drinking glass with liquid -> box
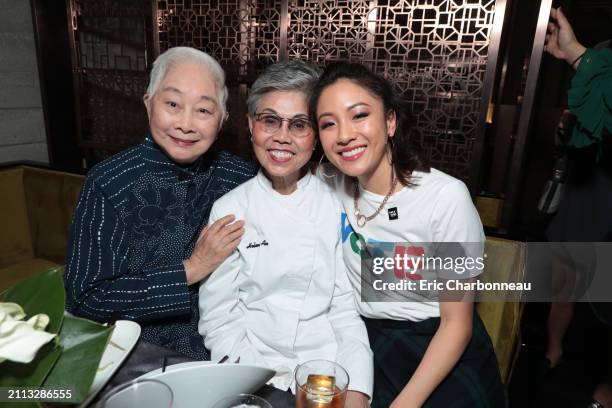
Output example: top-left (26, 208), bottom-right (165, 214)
top-left (295, 360), bottom-right (349, 408)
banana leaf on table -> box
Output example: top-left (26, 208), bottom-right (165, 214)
top-left (0, 268), bottom-right (114, 406)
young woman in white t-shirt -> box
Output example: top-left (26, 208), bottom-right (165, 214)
top-left (310, 62), bottom-right (506, 408)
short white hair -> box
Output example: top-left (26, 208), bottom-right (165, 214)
top-left (146, 47), bottom-right (228, 115)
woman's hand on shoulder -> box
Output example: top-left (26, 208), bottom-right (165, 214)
top-left (183, 214), bottom-right (245, 285)
top-left (345, 390), bottom-right (370, 408)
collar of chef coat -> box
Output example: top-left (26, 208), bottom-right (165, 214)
top-left (255, 168), bottom-right (313, 207)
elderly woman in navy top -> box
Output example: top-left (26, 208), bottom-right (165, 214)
top-left (64, 47), bottom-right (256, 359)
top-left (198, 60), bottom-right (373, 407)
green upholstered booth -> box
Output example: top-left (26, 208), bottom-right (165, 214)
top-left (0, 165), bottom-right (84, 291)
top-left (476, 237), bottom-right (526, 384)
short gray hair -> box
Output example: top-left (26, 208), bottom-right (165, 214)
top-left (247, 60), bottom-right (320, 117)
top-left (146, 47), bottom-right (228, 115)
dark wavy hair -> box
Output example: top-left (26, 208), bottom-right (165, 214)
top-left (309, 62), bottom-right (430, 186)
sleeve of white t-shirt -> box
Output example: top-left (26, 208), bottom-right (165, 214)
top-left (328, 234), bottom-right (374, 398)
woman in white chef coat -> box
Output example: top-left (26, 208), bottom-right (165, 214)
top-left (198, 60), bottom-right (373, 407)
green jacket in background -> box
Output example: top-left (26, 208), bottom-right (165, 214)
top-left (568, 47), bottom-right (612, 148)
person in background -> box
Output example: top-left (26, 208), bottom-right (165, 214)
top-left (310, 62), bottom-right (505, 408)
top-left (543, 7), bottom-right (612, 408)
top-left (198, 60), bottom-right (373, 408)
top-left (64, 47), bottom-right (257, 360)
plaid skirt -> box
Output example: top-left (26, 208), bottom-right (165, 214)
top-left (363, 313), bottom-right (506, 408)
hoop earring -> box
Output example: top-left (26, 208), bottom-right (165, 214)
top-left (387, 136), bottom-right (394, 165)
top-left (318, 154), bottom-right (336, 178)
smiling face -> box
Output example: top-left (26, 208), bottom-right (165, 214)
top-left (144, 62), bottom-right (224, 165)
top-left (248, 90), bottom-right (315, 194)
top-left (316, 79), bottom-right (396, 192)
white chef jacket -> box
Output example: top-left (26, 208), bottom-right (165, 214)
top-left (198, 170), bottom-right (373, 396)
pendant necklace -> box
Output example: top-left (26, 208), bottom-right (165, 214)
top-left (353, 175), bottom-right (398, 228)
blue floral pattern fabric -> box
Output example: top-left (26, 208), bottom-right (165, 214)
top-left (64, 136), bottom-right (257, 359)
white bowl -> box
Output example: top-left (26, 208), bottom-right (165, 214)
top-left (136, 361), bottom-right (275, 408)
top-left (80, 320), bottom-right (141, 408)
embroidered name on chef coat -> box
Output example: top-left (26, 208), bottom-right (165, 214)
top-left (246, 240), bottom-right (269, 249)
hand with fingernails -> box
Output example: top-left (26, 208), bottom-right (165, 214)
top-left (183, 214), bottom-right (245, 285)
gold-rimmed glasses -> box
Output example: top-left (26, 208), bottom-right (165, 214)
top-left (254, 113), bottom-right (313, 138)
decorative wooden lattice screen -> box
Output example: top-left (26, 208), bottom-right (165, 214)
top-left (156, 0), bottom-right (498, 181)
top-left (70, 0), bottom-right (499, 183)
top-left (69, 0), bottom-right (154, 165)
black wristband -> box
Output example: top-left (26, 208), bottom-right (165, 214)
top-left (571, 50), bottom-right (587, 68)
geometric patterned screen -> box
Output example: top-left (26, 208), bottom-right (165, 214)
top-left (158, 0), bottom-right (283, 75)
top-left (69, 0), bottom-right (154, 165)
top-left (157, 0), bottom-right (498, 182)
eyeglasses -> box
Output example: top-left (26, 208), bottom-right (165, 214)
top-left (254, 113), bottom-right (313, 138)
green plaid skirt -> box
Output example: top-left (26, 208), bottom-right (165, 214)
top-left (363, 313), bottom-right (506, 408)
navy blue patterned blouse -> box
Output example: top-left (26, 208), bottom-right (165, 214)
top-left (64, 136), bottom-right (257, 359)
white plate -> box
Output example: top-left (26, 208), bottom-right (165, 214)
top-left (79, 320), bottom-right (141, 408)
top-left (137, 361), bottom-right (276, 408)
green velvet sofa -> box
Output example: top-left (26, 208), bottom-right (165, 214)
top-left (0, 164), bottom-right (84, 291)
top-left (0, 164), bottom-right (524, 383)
